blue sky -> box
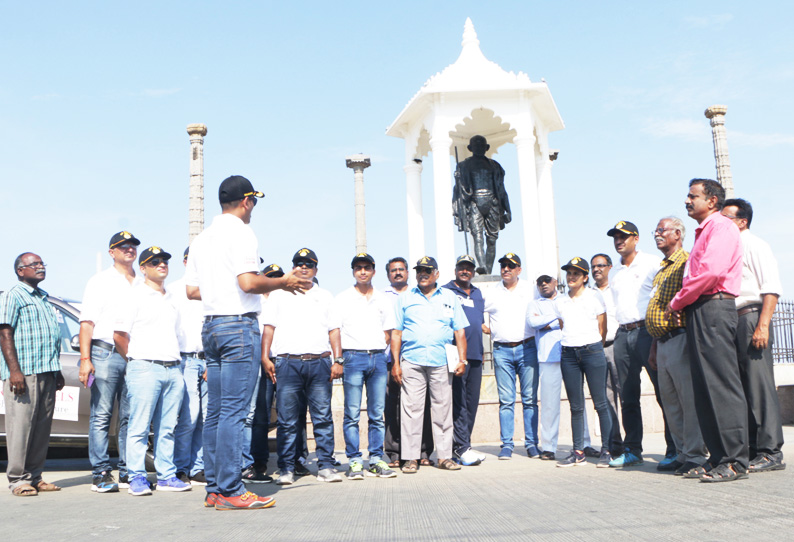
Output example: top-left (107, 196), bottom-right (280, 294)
top-left (1, 1), bottom-right (792, 299)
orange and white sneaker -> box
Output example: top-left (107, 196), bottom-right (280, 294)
top-left (214, 491), bottom-right (275, 510)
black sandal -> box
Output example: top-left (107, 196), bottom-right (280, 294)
top-left (700, 463), bottom-right (748, 483)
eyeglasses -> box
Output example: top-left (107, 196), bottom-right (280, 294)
top-left (18, 261), bottom-right (46, 269)
top-left (294, 261), bottom-right (316, 269)
top-left (415, 267), bottom-right (434, 274)
top-left (652, 228), bottom-right (675, 236)
top-left (501, 263), bottom-right (518, 269)
top-left (147, 258), bottom-right (169, 267)
top-left (536, 277), bottom-right (553, 284)
top-left (592, 264), bottom-right (610, 269)
top-left (244, 192), bottom-right (264, 206)
top-left (115, 243), bottom-right (137, 250)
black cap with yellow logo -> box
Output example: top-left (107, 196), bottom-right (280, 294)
top-left (607, 220), bottom-right (639, 237)
top-left (351, 253), bottom-right (375, 268)
top-left (413, 256), bottom-right (438, 270)
top-left (218, 175), bottom-right (265, 204)
top-left (139, 246), bottom-right (172, 265)
top-left (455, 255), bottom-right (476, 267)
top-left (292, 248), bottom-right (318, 265)
top-left (498, 252), bottom-right (521, 267)
top-left (109, 231), bottom-right (141, 249)
top-left (561, 256), bottom-right (590, 274)
top-left (262, 264), bottom-right (285, 278)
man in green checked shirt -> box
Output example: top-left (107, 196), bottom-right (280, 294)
top-left (645, 218), bottom-right (707, 476)
top-left (0, 252), bottom-right (65, 496)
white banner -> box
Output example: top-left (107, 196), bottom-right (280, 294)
top-left (0, 385), bottom-right (79, 422)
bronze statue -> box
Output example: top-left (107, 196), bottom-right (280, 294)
top-left (452, 135), bottom-right (511, 274)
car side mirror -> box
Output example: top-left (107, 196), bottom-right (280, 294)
top-left (71, 335), bottom-right (80, 351)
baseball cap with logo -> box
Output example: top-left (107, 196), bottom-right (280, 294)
top-left (413, 256), bottom-right (438, 270)
top-left (561, 256), bottom-right (590, 274)
top-left (218, 175), bottom-right (265, 204)
top-left (262, 264), bottom-right (285, 278)
top-left (351, 253), bottom-right (375, 268)
top-left (498, 252), bottom-right (522, 267)
top-left (139, 246), bottom-right (172, 265)
top-left (109, 231), bottom-right (141, 249)
top-left (455, 255), bottom-right (476, 267)
top-left (607, 220), bottom-right (639, 237)
top-left (292, 248), bottom-right (318, 265)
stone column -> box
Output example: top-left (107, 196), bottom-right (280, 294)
top-left (345, 154), bottom-right (371, 254)
top-left (536, 150), bottom-right (560, 276)
top-left (430, 133), bottom-right (455, 280)
top-left (404, 159), bottom-right (425, 266)
top-left (187, 123), bottom-right (208, 242)
top-left (705, 105), bottom-right (734, 198)
top-left (514, 133), bottom-right (542, 282)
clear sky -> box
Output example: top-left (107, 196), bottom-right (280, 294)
top-left (2, 1), bottom-right (792, 300)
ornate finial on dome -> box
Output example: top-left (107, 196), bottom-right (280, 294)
top-left (462, 17), bottom-right (479, 49)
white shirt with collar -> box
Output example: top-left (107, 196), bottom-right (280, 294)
top-left (115, 283), bottom-right (181, 361)
top-left (169, 276), bottom-right (204, 353)
top-left (608, 250), bottom-right (660, 325)
top-left (736, 228), bottom-right (783, 309)
top-left (553, 288), bottom-right (606, 347)
top-left (483, 279), bottom-right (534, 343)
top-left (260, 285), bottom-right (340, 357)
top-left (335, 286), bottom-right (395, 351)
top-left (594, 284), bottom-right (618, 342)
top-left (184, 213), bottom-right (261, 316)
top-left (80, 266), bottom-right (142, 343)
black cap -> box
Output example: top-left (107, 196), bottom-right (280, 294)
top-left (607, 220), bottom-right (639, 237)
top-left (262, 264), bottom-right (285, 278)
top-left (413, 256), bottom-right (438, 270)
top-left (498, 252), bottom-right (521, 267)
top-left (218, 175), bottom-right (265, 204)
top-left (351, 253), bottom-right (375, 268)
top-left (292, 248), bottom-right (318, 265)
top-left (455, 255), bottom-right (476, 267)
top-left (183, 247), bottom-right (190, 258)
top-left (139, 246), bottom-right (172, 265)
top-left (561, 256), bottom-right (589, 274)
top-left (536, 270), bottom-right (556, 283)
top-left (109, 231), bottom-right (141, 249)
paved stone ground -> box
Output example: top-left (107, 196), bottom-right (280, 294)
top-left (2, 427), bottom-right (794, 541)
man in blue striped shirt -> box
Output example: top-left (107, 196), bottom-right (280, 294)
top-left (0, 252), bottom-right (64, 496)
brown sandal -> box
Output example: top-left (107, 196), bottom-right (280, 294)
top-left (401, 460), bottom-right (418, 474)
top-left (12, 484), bottom-right (38, 497)
top-left (419, 458), bottom-right (434, 467)
top-left (437, 459), bottom-right (461, 471)
top-left (388, 460), bottom-right (401, 468)
top-left (36, 480), bottom-right (61, 492)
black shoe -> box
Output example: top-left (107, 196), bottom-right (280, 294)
top-left (241, 466), bottom-right (273, 484)
top-left (294, 462), bottom-right (312, 477)
top-left (190, 470), bottom-right (207, 485)
top-left (657, 457), bottom-right (684, 472)
top-left (675, 461), bottom-right (704, 476)
top-left (749, 453), bottom-right (786, 473)
top-left (539, 451), bottom-right (556, 461)
top-left (118, 473), bottom-right (130, 489)
top-left (583, 446), bottom-right (600, 458)
top-left (176, 471), bottom-right (190, 484)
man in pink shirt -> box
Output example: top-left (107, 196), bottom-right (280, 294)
top-left (666, 179), bottom-right (747, 482)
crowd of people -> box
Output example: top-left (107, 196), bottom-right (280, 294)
top-left (0, 175), bottom-right (784, 507)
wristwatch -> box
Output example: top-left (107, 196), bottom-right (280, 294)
top-left (460, 359), bottom-right (469, 365)
top-left (334, 356), bottom-right (345, 366)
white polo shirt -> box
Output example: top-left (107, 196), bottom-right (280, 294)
top-left (483, 279), bottom-right (534, 343)
top-left (334, 286), bottom-right (395, 351)
top-left (184, 213), bottom-right (261, 316)
top-left (260, 285), bottom-right (340, 357)
top-left (80, 266), bottom-right (142, 343)
top-left (115, 283), bottom-right (181, 361)
top-left (736, 229), bottom-right (783, 309)
top-left (595, 284), bottom-right (618, 342)
top-left (608, 251), bottom-right (660, 325)
top-left (553, 288), bottom-right (606, 347)
top-left (169, 276), bottom-right (204, 353)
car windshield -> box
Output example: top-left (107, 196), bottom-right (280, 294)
top-left (53, 305), bottom-right (81, 353)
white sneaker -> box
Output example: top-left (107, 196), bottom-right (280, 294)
top-left (276, 471), bottom-right (294, 485)
top-left (458, 449), bottom-right (483, 466)
top-left (472, 449), bottom-right (487, 462)
top-left (317, 468), bottom-right (343, 483)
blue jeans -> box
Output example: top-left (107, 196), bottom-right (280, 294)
top-left (88, 346), bottom-right (129, 477)
top-left (241, 368), bottom-right (261, 470)
top-left (202, 316), bottom-right (260, 497)
top-left (561, 342), bottom-right (612, 452)
top-left (125, 359), bottom-right (184, 480)
top-left (453, 360), bottom-right (483, 455)
top-left (251, 374), bottom-right (275, 467)
top-left (276, 356), bottom-right (335, 471)
top-left (493, 341), bottom-right (539, 450)
top-left (342, 351), bottom-right (388, 463)
top-left (173, 354), bottom-right (207, 476)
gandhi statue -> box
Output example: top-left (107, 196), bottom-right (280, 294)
top-left (452, 135), bottom-right (512, 275)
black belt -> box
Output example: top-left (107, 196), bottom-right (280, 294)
top-left (737, 304), bottom-right (762, 317)
top-left (280, 352), bottom-right (331, 361)
top-left (657, 327), bottom-right (686, 344)
top-left (697, 292), bottom-right (736, 303)
top-left (618, 320), bottom-right (645, 332)
top-left (562, 342), bottom-right (602, 352)
top-left (495, 337), bottom-right (535, 348)
top-left (180, 352), bottom-right (205, 359)
top-left (342, 349), bottom-right (384, 355)
top-left (204, 312), bottom-right (257, 322)
top-left (604, 340), bottom-right (614, 348)
top-left (130, 358), bottom-right (181, 367)
top-left (91, 339), bottom-right (115, 352)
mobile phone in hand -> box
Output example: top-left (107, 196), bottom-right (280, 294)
top-left (87, 373), bottom-right (95, 388)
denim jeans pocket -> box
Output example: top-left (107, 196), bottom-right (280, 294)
top-left (90, 345), bottom-right (112, 363)
top-left (214, 328), bottom-right (254, 363)
top-left (127, 359), bottom-right (152, 374)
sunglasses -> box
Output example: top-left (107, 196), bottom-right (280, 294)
top-left (294, 261), bottom-right (316, 269)
top-left (501, 262), bottom-right (518, 269)
top-left (147, 258), bottom-right (169, 267)
top-left (115, 243), bottom-right (138, 251)
top-left (536, 277), bottom-right (553, 285)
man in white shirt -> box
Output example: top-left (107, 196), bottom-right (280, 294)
top-left (78, 230), bottom-right (142, 493)
top-left (185, 175), bottom-right (308, 510)
top-left (335, 253), bottom-right (397, 479)
top-left (722, 198), bottom-right (785, 472)
top-left (483, 253), bottom-right (539, 460)
top-left (114, 247), bottom-right (191, 496)
top-left (171, 247), bottom-right (208, 486)
top-left (261, 248), bottom-right (343, 486)
top-left (606, 220), bottom-right (672, 468)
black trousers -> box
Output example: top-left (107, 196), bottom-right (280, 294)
top-left (384, 362), bottom-right (433, 462)
top-left (736, 310), bottom-right (784, 459)
top-left (613, 326), bottom-right (674, 455)
top-left (452, 360), bottom-right (483, 456)
top-left (686, 297), bottom-right (749, 469)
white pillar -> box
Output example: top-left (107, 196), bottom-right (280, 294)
top-left (514, 133), bottom-right (542, 282)
top-left (345, 154), bottom-right (371, 254)
top-left (430, 133), bottom-right (455, 281)
top-left (187, 123), bottom-right (207, 242)
top-left (536, 150), bottom-right (560, 276)
top-left (705, 105), bottom-right (734, 198)
top-left (404, 160), bottom-right (425, 266)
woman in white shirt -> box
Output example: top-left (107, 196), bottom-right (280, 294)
top-left (553, 257), bottom-right (612, 468)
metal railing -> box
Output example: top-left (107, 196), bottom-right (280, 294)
top-left (773, 299), bottom-right (794, 364)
